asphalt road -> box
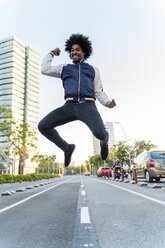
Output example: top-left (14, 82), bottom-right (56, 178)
top-left (0, 175), bottom-right (165, 248)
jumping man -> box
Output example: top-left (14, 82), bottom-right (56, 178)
top-left (38, 34), bottom-right (116, 167)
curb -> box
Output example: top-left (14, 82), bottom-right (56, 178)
top-left (100, 177), bottom-right (165, 190)
top-left (0, 180), bottom-right (56, 197)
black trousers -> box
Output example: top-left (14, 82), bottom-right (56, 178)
top-left (38, 101), bottom-right (108, 152)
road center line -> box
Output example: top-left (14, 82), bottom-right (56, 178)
top-left (81, 190), bottom-right (86, 196)
top-left (81, 207), bottom-right (90, 224)
top-left (91, 178), bottom-right (165, 206)
top-left (0, 179), bottom-right (71, 214)
top-left (72, 180), bottom-right (100, 247)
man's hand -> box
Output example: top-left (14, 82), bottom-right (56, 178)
top-left (52, 48), bottom-right (61, 56)
top-left (107, 99), bottom-right (116, 108)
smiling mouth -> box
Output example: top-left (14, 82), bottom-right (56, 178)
top-left (72, 54), bottom-right (79, 59)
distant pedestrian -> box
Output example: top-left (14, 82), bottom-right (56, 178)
top-left (38, 34), bottom-right (116, 167)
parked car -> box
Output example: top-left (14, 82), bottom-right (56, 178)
top-left (85, 171), bottom-right (91, 176)
top-left (130, 150), bottom-right (165, 182)
top-left (97, 167), bottom-right (112, 178)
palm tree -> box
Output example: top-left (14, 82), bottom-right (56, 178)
top-left (133, 140), bottom-right (157, 156)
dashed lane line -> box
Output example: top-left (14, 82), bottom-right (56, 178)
top-left (91, 178), bottom-right (165, 206)
top-left (72, 181), bottom-right (100, 248)
top-left (82, 190), bottom-right (86, 196)
top-left (81, 207), bottom-right (90, 224)
top-left (0, 179), bottom-right (72, 214)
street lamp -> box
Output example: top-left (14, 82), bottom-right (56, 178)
top-left (6, 143), bottom-right (11, 174)
top-left (113, 122), bottom-right (132, 166)
top-left (13, 138), bottom-right (19, 176)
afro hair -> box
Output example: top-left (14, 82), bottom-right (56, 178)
top-left (65, 33), bottom-right (93, 60)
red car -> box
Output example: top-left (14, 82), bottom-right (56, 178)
top-left (97, 167), bottom-right (112, 177)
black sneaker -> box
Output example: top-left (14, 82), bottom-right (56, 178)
top-left (100, 141), bottom-right (108, 160)
top-left (64, 144), bottom-right (75, 167)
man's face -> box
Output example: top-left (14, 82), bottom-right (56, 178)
top-left (70, 44), bottom-right (85, 63)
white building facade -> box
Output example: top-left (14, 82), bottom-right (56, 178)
top-left (0, 36), bottom-right (40, 174)
top-left (93, 122), bottom-right (115, 155)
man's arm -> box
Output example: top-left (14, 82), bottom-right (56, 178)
top-left (41, 48), bottom-right (64, 78)
top-left (93, 66), bottom-right (116, 108)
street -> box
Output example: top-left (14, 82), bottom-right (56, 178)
top-left (0, 175), bottom-right (165, 248)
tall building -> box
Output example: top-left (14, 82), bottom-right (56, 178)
top-left (0, 36), bottom-right (40, 174)
top-left (93, 136), bottom-right (101, 155)
top-left (105, 122), bottom-right (115, 148)
top-left (93, 122), bottom-right (115, 155)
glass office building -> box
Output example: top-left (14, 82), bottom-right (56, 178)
top-left (93, 122), bottom-right (115, 155)
top-left (0, 36), bottom-right (40, 174)
top-left (105, 122), bottom-right (115, 148)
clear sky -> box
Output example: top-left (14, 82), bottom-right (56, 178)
top-left (0, 0), bottom-right (165, 165)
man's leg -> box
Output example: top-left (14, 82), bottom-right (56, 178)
top-left (38, 103), bottom-right (76, 166)
top-left (77, 102), bottom-right (109, 160)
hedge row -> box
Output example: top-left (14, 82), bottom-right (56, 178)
top-left (0, 173), bottom-right (61, 184)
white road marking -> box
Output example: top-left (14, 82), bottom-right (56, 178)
top-left (82, 190), bottom-right (86, 196)
top-left (91, 178), bottom-right (165, 206)
top-left (0, 179), bottom-right (71, 214)
top-left (81, 207), bottom-right (90, 223)
top-left (83, 243), bottom-right (94, 247)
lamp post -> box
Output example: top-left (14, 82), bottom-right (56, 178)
top-left (6, 136), bottom-right (12, 174)
top-left (13, 138), bottom-right (19, 176)
top-left (113, 122), bottom-right (132, 166)
top-left (6, 143), bottom-right (11, 174)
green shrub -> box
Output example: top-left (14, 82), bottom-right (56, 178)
top-left (0, 173), bottom-right (61, 184)
top-left (14, 175), bottom-right (23, 183)
top-left (0, 174), bottom-right (14, 184)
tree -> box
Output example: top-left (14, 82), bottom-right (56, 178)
top-left (113, 140), bottom-right (157, 165)
top-left (85, 152), bottom-right (114, 174)
top-left (133, 140), bottom-right (157, 157)
top-left (89, 154), bottom-right (103, 169)
top-left (32, 154), bottom-right (57, 174)
top-left (109, 147), bottom-right (117, 165)
top-left (114, 141), bottom-right (130, 164)
top-left (85, 160), bottom-right (90, 172)
top-left (0, 105), bottom-right (38, 174)
top-left (10, 122), bottom-right (38, 174)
